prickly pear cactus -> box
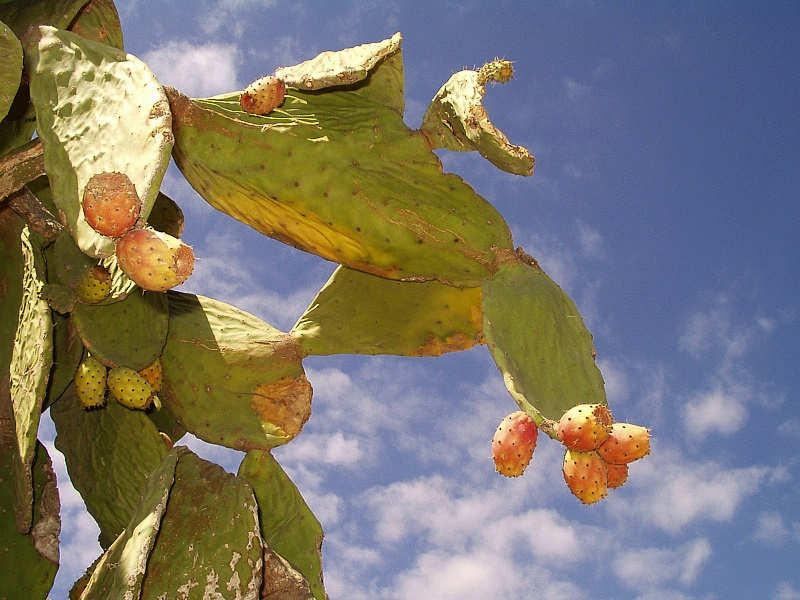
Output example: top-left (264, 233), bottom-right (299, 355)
top-left (0, 4), bottom-right (651, 596)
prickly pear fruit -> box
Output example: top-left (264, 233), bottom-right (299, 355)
top-left (606, 463), bottom-right (628, 489)
top-left (557, 403), bottom-right (613, 451)
top-left (75, 356), bottom-right (107, 409)
top-left (107, 366), bottom-right (154, 410)
top-left (562, 449), bottom-right (608, 504)
top-left (138, 357), bottom-right (163, 392)
top-left (240, 75), bottom-right (286, 115)
top-left (82, 172), bottom-right (141, 238)
top-left (597, 423), bottom-right (651, 465)
top-left (115, 227), bottom-right (194, 292)
top-left (75, 265), bottom-right (112, 304)
top-left (492, 410), bottom-right (538, 477)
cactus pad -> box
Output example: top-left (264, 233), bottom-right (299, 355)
top-left (0, 206), bottom-right (52, 533)
top-left (50, 383), bottom-right (168, 548)
top-left (0, 20), bottom-right (22, 123)
top-left (292, 265), bottom-right (483, 356)
top-left (43, 313), bottom-right (82, 409)
top-left (0, 440), bottom-right (60, 599)
top-left (25, 25), bottom-right (173, 258)
top-left (77, 447), bottom-right (180, 599)
top-left (146, 191), bottom-right (184, 238)
top-left (421, 59), bottom-right (534, 176)
top-left (167, 34), bottom-right (514, 286)
top-left (239, 449), bottom-right (326, 600)
top-left (139, 450), bottom-right (264, 599)
top-left (162, 292), bottom-right (312, 451)
top-left (482, 255), bottom-right (606, 428)
top-left (71, 288), bottom-right (169, 370)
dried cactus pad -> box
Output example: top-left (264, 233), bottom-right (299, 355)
top-left (0, 206), bottom-right (52, 534)
top-left (25, 25), bottom-right (172, 258)
top-left (482, 256), bottom-right (606, 424)
top-left (422, 59), bottom-right (534, 176)
top-left (162, 292), bottom-right (312, 451)
top-left (292, 265), bottom-right (483, 357)
top-left (167, 34), bottom-right (514, 286)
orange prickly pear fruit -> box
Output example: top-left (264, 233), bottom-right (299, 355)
top-left (138, 357), bottom-right (163, 392)
top-left (82, 172), bottom-right (141, 238)
top-left (605, 463), bottom-right (629, 489)
top-left (562, 449), bottom-right (608, 504)
top-left (240, 75), bottom-right (286, 115)
top-left (491, 410), bottom-right (538, 477)
top-left (557, 403), bottom-right (613, 451)
top-left (115, 227), bottom-right (194, 292)
top-left (597, 422), bottom-right (651, 465)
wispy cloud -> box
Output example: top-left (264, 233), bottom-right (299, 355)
top-left (143, 41), bottom-right (241, 97)
top-left (613, 537), bottom-right (711, 590)
top-left (683, 384), bottom-right (748, 437)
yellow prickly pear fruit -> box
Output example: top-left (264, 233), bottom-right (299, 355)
top-left (597, 422), bottom-right (651, 465)
top-left (491, 411), bottom-right (538, 477)
top-left (477, 59), bottom-right (514, 85)
top-left (75, 356), bottom-right (107, 409)
top-left (137, 357), bottom-right (163, 392)
top-left (75, 265), bottom-right (112, 304)
top-left (606, 463), bottom-right (629, 489)
top-left (107, 366), bottom-right (154, 410)
top-left (557, 403), bottom-right (613, 451)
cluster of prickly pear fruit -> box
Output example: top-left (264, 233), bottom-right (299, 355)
top-left (1, 5), bottom-right (652, 597)
top-left (491, 403), bottom-right (650, 505)
top-left (557, 404), bottom-right (650, 504)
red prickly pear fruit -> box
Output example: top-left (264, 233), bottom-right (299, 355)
top-left (138, 357), bottom-right (163, 392)
top-left (107, 366), bottom-right (154, 410)
top-left (562, 449), bottom-right (608, 504)
top-left (82, 172), bottom-right (141, 238)
top-left (597, 422), bottom-right (651, 465)
top-left (240, 75), bottom-right (286, 115)
top-left (115, 227), bottom-right (194, 292)
top-left (606, 463), bottom-right (628, 489)
top-left (75, 265), bottom-right (112, 304)
top-left (75, 356), bottom-right (107, 409)
top-left (557, 403), bottom-right (613, 451)
top-left (491, 410), bottom-right (538, 477)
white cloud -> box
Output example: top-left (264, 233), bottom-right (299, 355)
top-left (776, 582), bottom-right (800, 600)
top-left (277, 431), bottom-right (366, 468)
top-left (777, 418), bottom-right (800, 437)
top-left (607, 445), bottom-right (774, 533)
top-left (613, 538), bottom-right (711, 590)
top-left (577, 221), bottom-right (605, 258)
top-left (564, 76), bottom-right (591, 100)
top-left (753, 511), bottom-right (796, 545)
top-left (683, 385), bottom-right (748, 437)
top-left (143, 41), bottom-right (240, 97)
top-left (597, 358), bottom-right (630, 405)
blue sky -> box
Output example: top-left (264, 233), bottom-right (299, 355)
top-left (37, 1), bottom-right (800, 598)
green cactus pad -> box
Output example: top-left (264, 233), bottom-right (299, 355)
top-left (162, 292), bottom-right (312, 451)
top-left (482, 256), bottom-right (606, 430)
top-left (50, 383), bottom-right (169, 548)
top-left (0, 0), bottom-right (122, 157)
top-left (71, 288), bottom-right (169, 370)
top-left (239, 450), bottom-right (325, 600)
top-left (167, 37), bottom-right (514, 286)
top-left (292, 265), bottom-right (483, 357)
top-left (67, 0), bottom-right (124, 50)
top-left (25, 25), bottom-right (173, 258)
top-left (0, 206), bottom-right (53, 533)
top-left (0, 20), bottom-right (22, 123)
top-left (421, 61), bottom-right (534, 176)
top-left (139, 450), bottom-right (264, 599)
top-left (78, 447), bottom-right (180, 599)
top-left (43, 313), bottom-right (82, 409)
top-left (0, 440), bottom-right (60, 600)
top-left (147, 190), bottom-right (185, 238)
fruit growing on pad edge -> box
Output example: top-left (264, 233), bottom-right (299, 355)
top-left (492, 410), bottom-right (538, 477)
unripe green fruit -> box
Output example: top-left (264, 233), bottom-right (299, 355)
top-left (107, 366), bottom-right (154, 410)
top-left (75, 265), bottom-right (112, 304)
top-left (75, 356), bottom-right (107, 409)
